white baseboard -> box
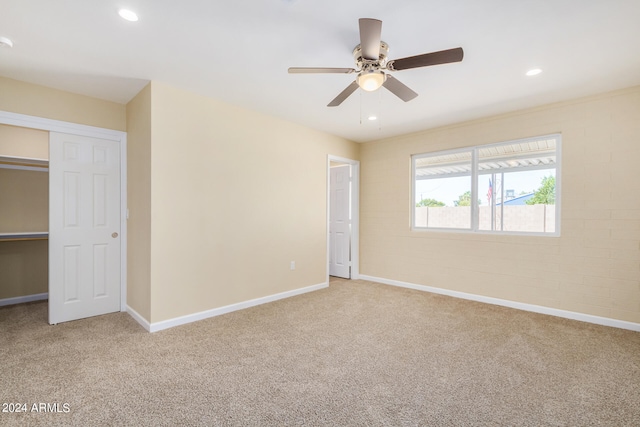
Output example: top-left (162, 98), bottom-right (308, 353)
top-left (144, 282), bottom-right (329, 333)
top-left (126, 305), bottom-right (151, 332)
top-left (359, 275), bottom-right (640, 332)
top-left (0, 293), bottom-right (48, 307)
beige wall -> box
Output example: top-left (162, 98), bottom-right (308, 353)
top-left (360, 86), bottom-right (640, 324)
top-left (0, 76), bottom-right (126, 131)
top-left (125, 84), bottom-right (152, 320)
top-left (147, 81), bottom-right (359, 323)
top-left (0, 240), bottom-right (48, 299)
top-left (0, 124), bottom-right (48, 159)
top-left (0, 168), bottom-right (48, 232)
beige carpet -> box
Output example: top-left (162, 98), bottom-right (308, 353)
top-left (1, 278), bottom-right (639, 426)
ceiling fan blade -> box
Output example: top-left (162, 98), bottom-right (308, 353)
top-left (359, 18), bottom-right (382, 60)
top-left (288, 67), bottom-right (355, 74)
top-left (389, 47), bottom-right (464, 71)
top-left (382, 75), bottom-right (418, 102)
top-left (328, 81), bottom-right (359, 107)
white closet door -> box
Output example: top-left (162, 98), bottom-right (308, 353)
top-left (49, 132), bottom-right (121, 324)
top-left (329, 165), bottom-right (350, 278)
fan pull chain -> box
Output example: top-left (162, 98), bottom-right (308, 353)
top-left (376, 88), bottom-right (382, 131)
top-left (359, 89), bottom-right (363, 125)
top-left (359, 88), bottom-right (383, 130)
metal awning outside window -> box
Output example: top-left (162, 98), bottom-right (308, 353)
top-left (415, 136), bottom-right (558, 179)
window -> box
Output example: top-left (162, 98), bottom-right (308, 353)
top-left (412, 134), bottom-right (560, 235)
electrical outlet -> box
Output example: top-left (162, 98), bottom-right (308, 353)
top-left (290, 261), bottom-right (295, 270)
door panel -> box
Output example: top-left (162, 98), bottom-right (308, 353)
top-left (329, 165), bottom-right (350, 278)
top-left (49, 132), bottom-right (121, 324)
top-left (63, 246), bottom-right (80, 302)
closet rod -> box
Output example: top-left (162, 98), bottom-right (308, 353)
top-left (0, 237), bottom-right (48, 242)
top-left (0, 233), bottom-right (49, 242)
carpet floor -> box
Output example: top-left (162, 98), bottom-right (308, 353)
top-left (1, 278), bottom-right (639, 426)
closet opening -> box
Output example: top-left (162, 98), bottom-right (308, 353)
top-left (0, 124), bottom-right (50, 311)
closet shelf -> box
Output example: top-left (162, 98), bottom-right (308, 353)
top-left (0, 232), bottom-right (49, 242)
top-left (0, 155), bottom-right (49, 170)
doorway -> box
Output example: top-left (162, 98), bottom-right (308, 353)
top-left (327, 155), bottom-right (359, 282)
top-left (0, 111), bottom-right (127, 324)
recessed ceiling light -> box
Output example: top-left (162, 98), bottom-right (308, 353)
top-left (118, 9), bottom-right (139, 22)
top-left (0, 36), bottom-right (13, 48)
top-left (368, 116), bottom-right (378, 121)
top-left (526, 68), bottom-right (542, 76)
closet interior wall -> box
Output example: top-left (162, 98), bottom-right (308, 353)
top-left (0, 124), bottom-right (49, 303)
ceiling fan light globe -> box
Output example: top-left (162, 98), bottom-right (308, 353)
top-left (357, 71), bottom-right (386, 91)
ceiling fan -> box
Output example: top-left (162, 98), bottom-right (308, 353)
top-left (288, 18), bottom-right (464, 107)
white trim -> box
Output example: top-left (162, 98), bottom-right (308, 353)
top-left (148, 282), bottom-right (328, 333)
top-left (126, 305), bottom-right (151, 332)
top-left (327, 155), bottom-right (360, 281)
top-left (0, 110), bottom-right (128, 314)
top-left (554, 135), bottom-right (562, 236)
top-left (0, 110), bottom-right (124, 140)
top-left (119, 135), bottom-right (128, 312)
top-left (360, 275), bottom-right (640, 332)
top-left (471, 149), bottom-right (479, 230)
top-left (0, 293), bottom-right (48, 307)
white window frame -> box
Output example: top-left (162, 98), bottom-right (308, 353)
top-left (411, 134), bottom-right (561, 237)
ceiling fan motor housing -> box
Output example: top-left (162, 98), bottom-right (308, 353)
top-left (353, 41), bottom-right (389, 72)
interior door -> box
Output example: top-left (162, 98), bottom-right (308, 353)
top-left (49, 132), bottom-right (121, 324)
top-left (329, 165), bottom-right (350, 278)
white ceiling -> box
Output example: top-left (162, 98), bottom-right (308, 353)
top-left (1, 0), bottom-right (639, 143)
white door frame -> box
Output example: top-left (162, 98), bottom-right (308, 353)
top-left (0, 110), bottom-right (128, 311)
top-left (326, 155), bottom-right (359, 282)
